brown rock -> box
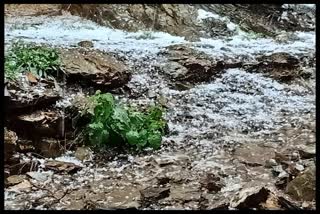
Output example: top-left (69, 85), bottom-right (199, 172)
top-left (77, 40), bottom-right (94, 48)
top-left (159, 45), bottom-right (225, 85)
top-left (230, 184), bottom-right (272, 209)
top-left (8, 110), bottom-right (64, 140)
top-left (26, 72), bottom-right (38, 84)
top-left (45, 160), bottom-right (82, 174)
top-left (200, 173), bottom-right (224, 193)
top-left (6, 175), bottom-right (26, 186)
top-left (170, 184), bottom-right (201, 202)
top-left (4, 129), bottom-right (17, 163)
top-left (61, 4), bottom-right (201, 39)
top-left (36, 138), bottom-right (65, 158)
top-left (74, 147), bottom-right (93, 161)
top-left (59, 48), bottom-right (131, 89)
top-left (298, 145), bottom-right (315, 159)
top-left (7, 180), bottom-right (32, 192)
top-left (246, 53), bottom-right (305, 82)
top-left (140, 186), bottom-right (170, 207)
top-left (286, 165), bottom-right (315, 201)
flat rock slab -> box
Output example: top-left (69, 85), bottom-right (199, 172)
top-left (26, 171), bottom-right (53, 182)
top-left (233, 143), bottom-right (275, 167)
top-left (170, 184), bottom-right (201, 202)
top-left (7, 75), bottom-right (61, 114)
top-left (44, 160), bottom-right (82, 174)
top-left (59, 48), bottom-right (131, 89)
top-left (6, 175), bottom-right (27, 186)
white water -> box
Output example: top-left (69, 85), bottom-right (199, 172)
top-left (5, 12), bottom-right (315, 60)
top-left (5, 9), bottom-right (315, 210)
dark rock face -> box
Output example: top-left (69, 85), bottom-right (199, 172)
top-left (244, 52), bottom-right (308, 82)
top-left (199, 4), bottom-right (315, 36)
top-left (61, 4), bottom-right (315, 40)
top-left (61, 4), bottom-right (201, 39)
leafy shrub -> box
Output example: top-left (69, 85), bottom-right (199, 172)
top-left (86, 91), bottom-right (167, 149)
top-left (5, 41), bottom-right (61, 80)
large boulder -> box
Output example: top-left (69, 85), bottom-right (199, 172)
top-left (158, 44), bottom-right (226, 86)
top-left (244, 52), bottom-right (309, 82)
top-left (285, 164), bottom-right (315, 201)
top-left (59, 48), bottom-right (131, 89)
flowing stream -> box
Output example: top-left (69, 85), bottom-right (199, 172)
top-left (5, 8), bottom-right (315, 210)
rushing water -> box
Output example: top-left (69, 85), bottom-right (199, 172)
top-left (5, 9), bottom-right (315, 210)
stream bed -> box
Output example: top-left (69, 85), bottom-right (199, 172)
top-left (4, 6), bottom-right (316, 210)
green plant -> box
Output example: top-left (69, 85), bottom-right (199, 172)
top-left (86, 91), bottom-right (167, 150)
top-left (5, 41), bottom-right (61, 80)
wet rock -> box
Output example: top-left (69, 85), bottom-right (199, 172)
top-left (59, 48), bottom-right (131, 89)
top-left (154, 156), bottom-right (175, 167)
top-left (297, 145), bottom-right (315, 159)
top-left (103, 186), bottom-right (140, 209)
top-left (26, 171), bottom-right (53, 182)
top-left (36, 138), bottom-right (65, 158)
top-left (66, 201), bottom-right (85, 210)
top-left (44, 160), bottom-right (82, 174)
top-left (61, 4), bottom-right (201, 39)
top-left (260, 193), bottom-right (282, 210)
top-left (6, 175), bottom-right (26, 186)
top-left (170, 184), bottom-right (201, 202)
top-left (233, 143), bottom-right (275, 167)
top-left (247, 52), bottom-right (305, 82)
top-left (286, 164), bottom-right (315, 201)
top-left (154, 154), bottom-right (190, 167)
top-left (6, 75), bottom-right (61, 115)
top-left (201, 4), bottom-right (314, 37)
top-left (140, 186), bottom-right (170, 207)
top-left (7, 180), bottom-right (32, 193)
top-left (8, 110), bottom-right (65, 140)
top-left (4, 129), bottom-right (17, 163)
top-left (157, 176), bottom-right (171, 185)
top-left (274, 150), bottom-right (298, 164)
top-left (200, 173), bottom-right (224, 193)
top-left (272, 165), bottom-right (287, 177)
top-left (159, 45), bottom-right (225, 85)
top-left (201, 17), bottom-right (236, 38)
top-left (77, 40), bottom-right (94, 48)
top-left (75, 147), bottom-right (93, 161)
top-left (6, 158), bottom-right (39, 176)
top-left (230, 186), bottom-right (271, 209)
top-left (265, 159), bottom-right (278, 168)
top-left (164, 169), bottom-right (193, 184)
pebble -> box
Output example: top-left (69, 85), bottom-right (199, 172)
top-left (295, 163), bottom-right (304, 171)
top-left (265, 159), bottom-right (277, 168)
